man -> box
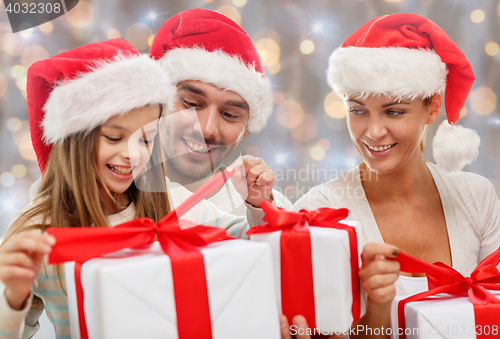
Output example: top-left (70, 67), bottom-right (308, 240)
top-left (149, 8), bottom-right (292, 228)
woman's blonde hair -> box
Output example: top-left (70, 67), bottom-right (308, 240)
top-left (419, 95), bottom-right (434, 153)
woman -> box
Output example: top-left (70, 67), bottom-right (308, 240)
top-left (281, 13), bottom-right (500, 339)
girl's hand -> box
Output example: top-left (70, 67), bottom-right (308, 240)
top-left (0, 233), bottom-right (55, 310)
top-left (280, 314), bottom-right (345, 339)
top-left (359, 242), bottom-right (400, 306)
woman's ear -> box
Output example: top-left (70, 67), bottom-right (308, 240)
top-left (426, 93), bottom-right (442, 125)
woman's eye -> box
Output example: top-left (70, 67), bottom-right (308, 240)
top-left (386, 110), bottom-right (404, 116)
top-left (105, 136), bottom-right (121, 142)
top-left (348, 108), bottom-right (364, 115)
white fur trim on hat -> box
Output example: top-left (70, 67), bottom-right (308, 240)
top-left (158, 48), bottom-right (273, 134)
top-left (327, 47), bottom-right (448, 100)
top-left (43, 54), bottom-right (176, 144)
top-left (432, 120), bottom-right (480, 173)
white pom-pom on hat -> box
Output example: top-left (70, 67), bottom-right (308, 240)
top-left (432, 120), bottom-right (480, 173)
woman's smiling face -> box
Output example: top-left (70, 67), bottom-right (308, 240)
top-left (345, 94), bottom-right (441, 174)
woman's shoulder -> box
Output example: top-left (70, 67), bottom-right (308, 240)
top-left (428, 162), bottom-right (495, 193)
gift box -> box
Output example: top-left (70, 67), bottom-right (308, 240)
top-left (247, 202), bottom-right (364, 335)
top-left (64, 239), bottom-right (280, 339)
top-left (391, 292), bottom-right (500, 339)
top-left (390, 249), bottom-right (500, 339)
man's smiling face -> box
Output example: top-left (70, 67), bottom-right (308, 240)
top-left (162, 80), bottom-right (249, 182)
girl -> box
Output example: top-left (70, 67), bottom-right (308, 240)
top-left (283, 13), bottom-right (500, 339)
top-left (0, 39), bottom-right (264, 338)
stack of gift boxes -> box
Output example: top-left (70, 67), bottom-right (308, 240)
top-left (47, 171), bottom-right (365, 339)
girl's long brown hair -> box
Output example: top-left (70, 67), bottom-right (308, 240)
top-left (1, 117), bottom-right (171, 288)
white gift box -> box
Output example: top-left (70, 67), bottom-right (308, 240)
top-left (250, 220), bottom-right (364, 335)
top-left (391, 291), bottom-right (500, 339)
top-left (65, 239), bottom-right (280, 339)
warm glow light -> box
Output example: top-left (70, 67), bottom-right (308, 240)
top-left (0, 173), bottom-right (15, 187)
top-left (0, 72), bottom-right (7, 99)
top-left (204, 0), bottom-right (214, 3)
top-left (20, 27), bottom-right (34, 38)
top-left (277, 100), bottom-right (304, 129)
top-left (383, 0), bottom-right (404, 2)
top-left (147, 34), bottom-right (155, 47)
top-left (19, 132), bottom-right (37, 161)
top-left (11, 164), bottom-right (27, 178)
top-left (16, 77), bottom-right (27, 91)
top-left (21, 45), bottom-right (49, 68)
top-left (310, 146), bottom-right (325, 161)
top-left (486, 42), bottom-right (500, 56)
top-left (471, 9), bottom-right (485, 23)
top-left (256, 39), bottom-right (280, 66)
top-left (147, 12), bottom-right (157, 20)
top-left (459, 106), bottom-right (468, 118)
top-left (300, 39), bottom-right (315, 55)
top-left (470, 87), bottom-right (497, 115)
top-left (7, 118), bottom-right (22, 132)
top-left (39, 21), bottom-right (53, 34)
top-left (107, 28), bottom-right (121, 39)
top-left (291, 114), bottom-right (317, 142)
top-left (11, 65), bottom-right (25, 79)
top-left (66, 1), bottom-right (94, 28)
top-left (126, 23), bottom-right (153, 51)
top-left (233, 0), bottom-right (247, 7)
top-left (216, 6), bottom-right (241, 25)
top-left (317, 138), bottom-right (331, 151)
top-left (273, 92), bottom-right (285, 105)
top-left (313, 23), bottom-right (324, 32)
top-left (267, 61), bottom-right (281, 74)
top-left (324, 91), bottom-right (347, 119)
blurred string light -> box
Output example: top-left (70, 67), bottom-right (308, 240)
top-left (66, 0), bottom-right (94, 28)
top-left (273, 91), bottom-right (285, 105)
top-left (255, 29), bottom-right (281, 74)
top-left (313, 23), bottom-right (324, 33)
top-left (216, 6), bottom-right (241, 25)
top-left (147, 12), bottom-right (157, 20)
top-left (485, 42), bottom-right (499, 56)
top-left (0, 73), bottom-right (6, 99)
top-left (39, 22), bottom-right (53, 35)
top-left (232, 0), bottom-right (247, 7)
top-left (470, 87), bottom-right (497, 115)
top-left (310, 145), bottom-right (325, 161)
top-left (7, 118), bottom-right (22, 132)
top-left (11, 165), bottom-right (27, 178)
top-left (471, 9), bottom-right (485, 23)
top-left (107, 28), bottom-right (121, 39)
top-left (277, 100), bottom-right (304, 128)
top-left (490, 117), bottom-right (500, 126)
top-left (21, 45), bottom-right (49, 68)
top-left (276, 154), bottom-right (288, 164)
top-left (0, 173), bottom-right (15, 187)
top-left (324, 91), bottom-right (346, 119)
top-left (300, 39), bottom-right (315, 55)
top-left (459, 106), bottom-right (468, 118)
top-left (11, 65), bottom-right (25, 79)
top-left (126, 23), bottom-right (153, 51)
top-left (291, 114), bottom-right (317, 142)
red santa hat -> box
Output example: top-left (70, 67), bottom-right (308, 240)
top-left (327, 13), bottom-right (480, 172)
top-left (27, 38), bottom-right (175, 173)
top-left (149, 8), bottom-right (273, 134)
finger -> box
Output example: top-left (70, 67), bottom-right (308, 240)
top-left (279, 315), bottom-right (293, 339)
top-left (0, 252), bottom-right (36, 268)
top-left (241, 155), bottom-right (263, 175)
top-left (361, 272), bottom-right (399, 291)
top-left (361, 242), bottom-right (399, 264)
top-left (367, 283), bottom-right (397, 304)
top-left (1, 233), bottom-right (52, 255)
top-left (0, 265), bottom-right (37, 281)
top-left (246, 164), bottom-right (271, 184)
top-left (293, 315), bottom-right (312, 339)
top-left (359, 258), bottom-right (400, 279)
top-left (255, 169), bottom-right (275, 187)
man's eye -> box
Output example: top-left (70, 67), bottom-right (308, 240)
top-left (183, 99), bottom-right (198, 108)
top-left (105, 136), bottom-right (121, 142)
top-left (221, 111), bottom-right (237, 118)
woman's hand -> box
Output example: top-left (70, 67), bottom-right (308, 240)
top-left (280, 314), bottom-right (346, 339)
top-left (0, 232), bottom-right (55, 310)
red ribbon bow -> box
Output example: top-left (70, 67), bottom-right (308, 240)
top-left (397, 247), bottom-right (500, 339)
top-left (247, 202), bottom-right (361, 330)
top-left (47, 167), bottom-right (236, 339)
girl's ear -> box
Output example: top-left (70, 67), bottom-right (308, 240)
top-left (426, 93), bottom-right (442, 125)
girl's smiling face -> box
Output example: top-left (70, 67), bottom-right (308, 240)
top-left (346, 94), bottom-right (441, 174)
top-left (97, 105), bottom-right (161, 195)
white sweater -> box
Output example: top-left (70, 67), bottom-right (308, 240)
top-left (294, 162), bottom-right (500, 295)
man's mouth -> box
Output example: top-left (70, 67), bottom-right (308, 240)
top-left (183, 138), bottom-right (214, 154)
top-left (107, 165), bottom-right (132, 175)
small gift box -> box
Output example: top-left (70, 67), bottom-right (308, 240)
top-left (47, 168), bottom-right (281, 339)
top-left (390, 249), bottom-right (500, 339)
top-left (247, 202), bottom-right (364, 335)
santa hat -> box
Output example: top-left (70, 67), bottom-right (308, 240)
top-left (327, 13), bottom-right (480, 172)
top-left (149, 8), bottom-right (273, 134)
top-left (27, 38), bottom-right (176, 173)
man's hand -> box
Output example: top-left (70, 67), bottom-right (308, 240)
top-left (231, 155), bottom-right (275, 208)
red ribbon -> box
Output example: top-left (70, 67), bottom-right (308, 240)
top-left (47, 167), bottom-right (236, 339)
top-left (247, 201), bottom-right (361, 330)
top-left (396, 247), bottom-right (500, 339)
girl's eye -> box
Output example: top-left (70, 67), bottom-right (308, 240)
top-left (140, 138), bottom-right (154, 145)
top-left (105, 136), bottom-right (121, 142)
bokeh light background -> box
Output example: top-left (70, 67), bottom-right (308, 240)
top-left (2, 0), bottom-right (500, 234)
